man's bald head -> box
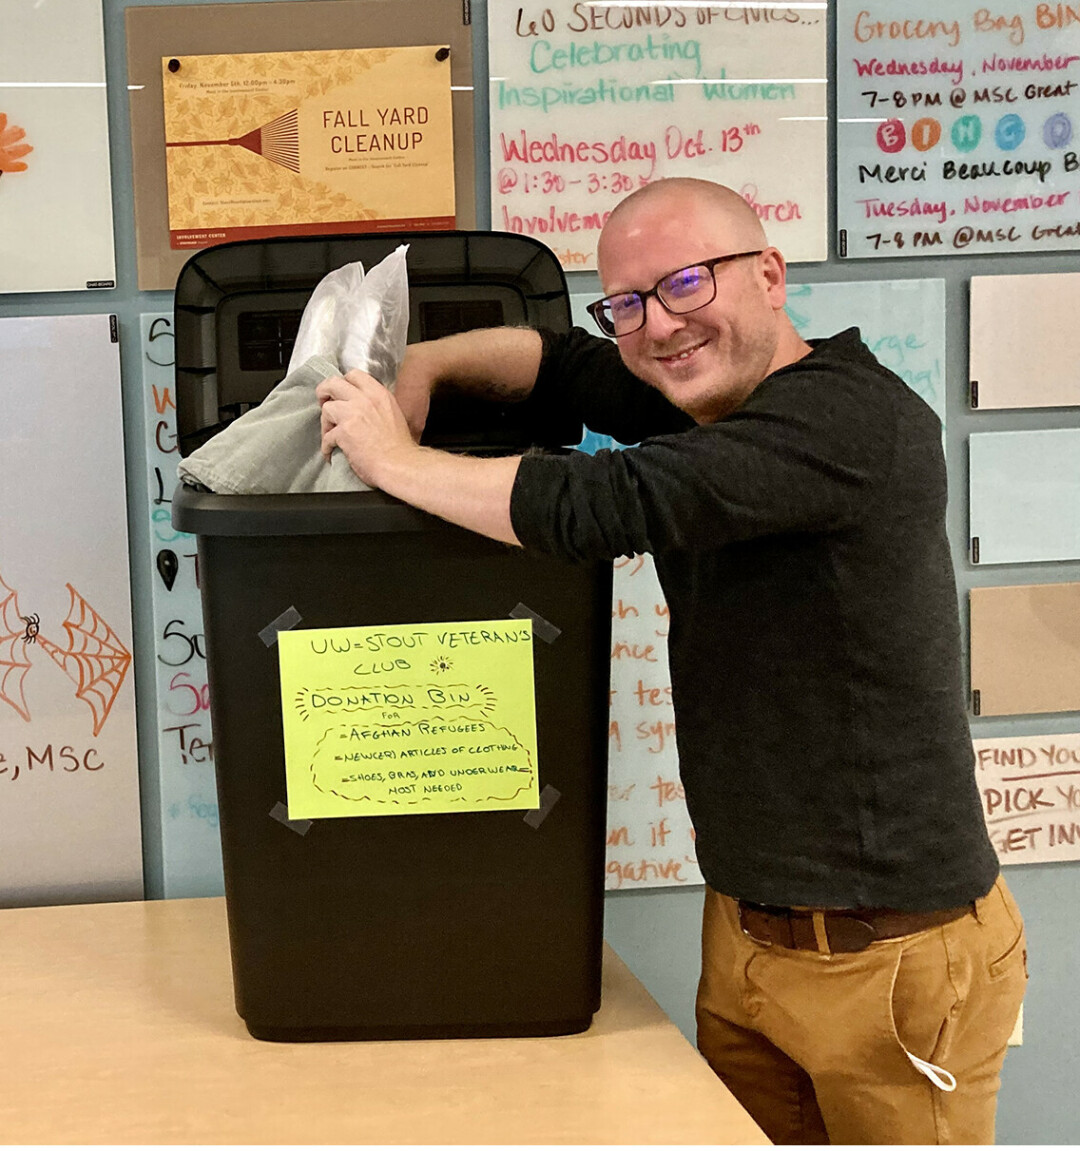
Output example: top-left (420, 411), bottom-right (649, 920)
top-left (590, 177), bottom-right (809, 424)
top-left (598, 179), bottom-right (769, 273)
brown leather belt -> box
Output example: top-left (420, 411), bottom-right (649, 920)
top-left (737, 901), bottom-right (974, 954)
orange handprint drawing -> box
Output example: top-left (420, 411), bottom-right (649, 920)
top-left (0, 113), bottom-right (33, 177)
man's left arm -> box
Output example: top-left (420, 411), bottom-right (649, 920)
top-left (317, 370), bottom-right (522, 546)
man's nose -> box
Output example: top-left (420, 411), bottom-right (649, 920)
top-left (642, 294), bottom-right (686, 340)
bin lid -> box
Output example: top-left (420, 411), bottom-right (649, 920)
top-left (171, 480), bottom-right (478, 537)
top-left (173, 231), bottom-right (579, 458)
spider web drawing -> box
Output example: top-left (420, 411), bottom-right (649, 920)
top-left (37, 584), bottom-right (132, 736)
top-left (0, 571), bottom-right (32, 721)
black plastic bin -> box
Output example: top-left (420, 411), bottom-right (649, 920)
top-left (171, 232), bottom-right (612, 1041)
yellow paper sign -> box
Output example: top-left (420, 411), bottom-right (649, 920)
top-left (278, 620), bottom-right (538, 819)
top-left (162, 45), bottom-right (455, 249)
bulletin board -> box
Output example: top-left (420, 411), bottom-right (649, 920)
top-left (0, 315), bottom-right (142, 908)
top-left (970, 272), bottom-right (1080, 408)
top-left (0, 0), bottom-right (116, 293)
top-left (836, 0), bottom-right (1080, 258)
top-left (570, 279), bottom-right (947, 889)
top-left (138, 315), bottom-right (223, 899)
top-left (489, 0), bottom-right (828, 270)
top-left (126, 0), bottom-right (476, 291)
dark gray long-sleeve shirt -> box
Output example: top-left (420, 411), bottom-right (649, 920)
top-left (510, 326), bottom-right (998, 911)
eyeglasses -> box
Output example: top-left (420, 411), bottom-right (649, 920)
top-left (586, 251), bottom-right (764, 338)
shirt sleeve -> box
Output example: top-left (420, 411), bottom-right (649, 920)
top-left (534, 326), bottom-right (693, 445)
top-left (510, 350), bottom-right (901, 563)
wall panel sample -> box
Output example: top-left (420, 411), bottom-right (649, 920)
top-left (0, 315), bottom-right (142, 907)
top-left (0, 0), bottom-right (116, 293)
top-left (974, 732), bottom-right (1080, 864)
top-left (970, 582), bottom-right (1080, 716)
top-left (970, 429), bottom-right (1080, 564)
top-left (837, 0), bottom-right (1080, 259)
top-left (489, 0), bottom-right (828, 271)
top-left (970, 273), bottom-right (1080, 408)
top-left (570, 280), bottom-right (946, 887)
top-left (139, 315), bottom-right (223, 898)
top-left (126, 0), bottom-right (476, 290)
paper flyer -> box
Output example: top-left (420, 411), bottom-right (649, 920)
top-left (163, 45), bottom-right (455, 249)
top-left (279, 620), bottom-right (539, 819)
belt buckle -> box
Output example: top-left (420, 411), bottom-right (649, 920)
top-left (738, 903), bottom-right (786, 947)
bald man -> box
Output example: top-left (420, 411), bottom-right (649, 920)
top-left (317, 179), bottom-right (1025, 1145)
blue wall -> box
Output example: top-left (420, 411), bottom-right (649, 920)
top-left (0, 0), bottom-right (1074, 1142)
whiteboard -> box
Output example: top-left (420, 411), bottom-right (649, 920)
top-left (605, 553), bottom-right (700, 890)
top-left (571, 278), bottom-right (947, 888)
top-left (0, 0), bottom-right (116, 293)
top-left (836, 0), bottom-right (1080, 259)
top-left (139, 315), bottom-right (224, 898)
top-left (973, 732), bottom-right (1080, 865)
top-left (970, 429), bottom-right (1080, 564)
top-left (488, 0), bottom-right (828, 270)
top-left (970, 273), bottom-right (1080, 408)
top-left (0, 315), bottom-right (142, 907)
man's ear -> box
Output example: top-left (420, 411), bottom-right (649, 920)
top-left (760, 247), bottom-right (788, 309)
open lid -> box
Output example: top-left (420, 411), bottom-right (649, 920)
top-left (172, 230), bottom-right (578, 457)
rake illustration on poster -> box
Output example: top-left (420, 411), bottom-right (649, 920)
top-left (165, 108), bottom-right (300, 172)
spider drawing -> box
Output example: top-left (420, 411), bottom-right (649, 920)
top-left (20, 613), bottom-right (40, 644)
top-left (430, 656), bottom-right (454, 673)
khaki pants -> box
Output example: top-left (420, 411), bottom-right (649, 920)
top-left (696, 877), bottom-right (1027, 1144)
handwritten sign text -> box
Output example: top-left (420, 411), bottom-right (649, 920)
top-left (279, 620), bottom-right (539, 818)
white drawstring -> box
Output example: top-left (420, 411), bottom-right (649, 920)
top-left (906, 1049), bottom-right (958, 1092)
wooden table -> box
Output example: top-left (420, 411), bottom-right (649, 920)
top-left (0, 897), bottom-right (768, 1145)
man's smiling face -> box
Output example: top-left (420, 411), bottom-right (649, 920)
top-left (596, 186), bottom-right (788, 424)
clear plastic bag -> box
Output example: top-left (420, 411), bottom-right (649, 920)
top-left (286, 243), bottom-right (410, 387)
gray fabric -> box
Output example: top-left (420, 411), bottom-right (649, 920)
top-left (176, 354), bottom-right (371, 495)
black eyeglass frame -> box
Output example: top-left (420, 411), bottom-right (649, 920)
top-left (586, 250), bottom-right (765, 338)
